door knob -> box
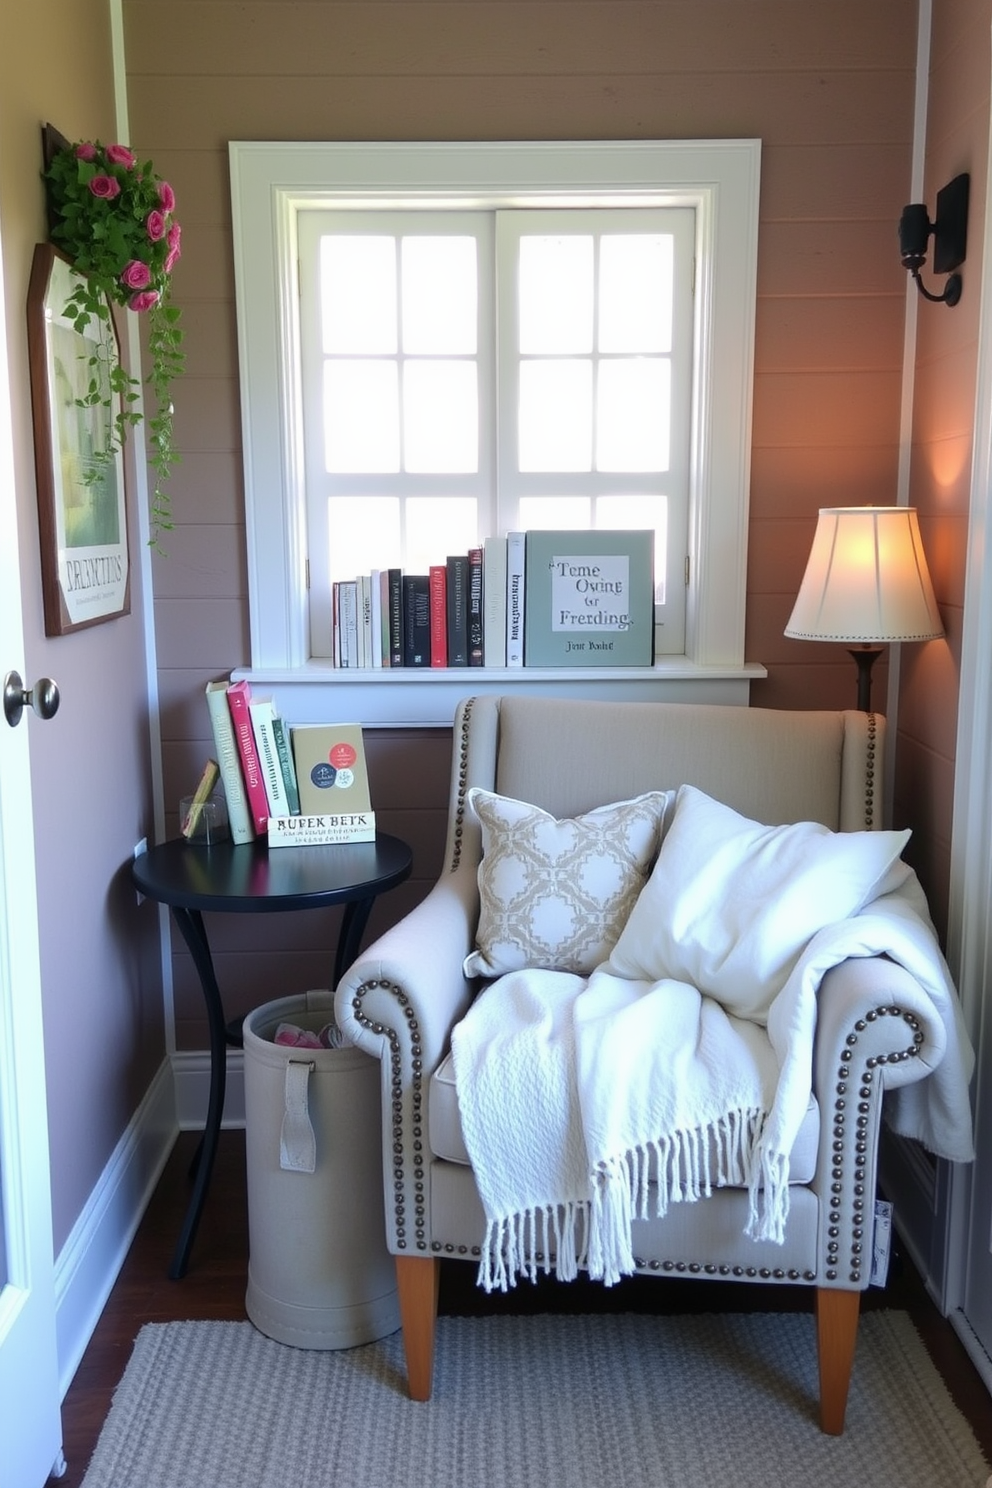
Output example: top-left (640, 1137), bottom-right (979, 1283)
top-left (3, 671), bottom-right (60, 728)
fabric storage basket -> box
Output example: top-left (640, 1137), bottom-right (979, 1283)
top-left (243, 989), bottom-right (400, 1349)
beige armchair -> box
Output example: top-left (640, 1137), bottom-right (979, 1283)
top-left (335, 695), bottom-right (959, 1434)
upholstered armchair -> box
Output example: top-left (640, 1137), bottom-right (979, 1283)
top-left (335, 695), bottom-right (971, 1434)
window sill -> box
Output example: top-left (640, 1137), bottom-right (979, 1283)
top-left (230, 659), bottom-right (768, 728)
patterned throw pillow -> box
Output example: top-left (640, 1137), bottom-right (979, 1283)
top-left (463, 787), bottom-right (673, 979)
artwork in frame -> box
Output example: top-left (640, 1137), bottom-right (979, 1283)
top-left (26, 241), bottom-right (130, 635)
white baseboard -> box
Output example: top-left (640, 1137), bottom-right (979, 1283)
top-left (53, 1050), bottom-right (248, 1399)
top-left (172, 1048), bottom-right (246, 1130)
top-left (53, 1058), bottom-right (177, 1398)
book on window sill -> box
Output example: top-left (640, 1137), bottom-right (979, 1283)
top-left (446, 552), bottom-right (469, 666)
top-left (337, 580), bottom-right (359, 668)
top-left (467, 545), bottom-right (484, 665)
top-left (429, 564), bottom-right (448, 667)
top-left (387, 568), bottom-right (404, 667)
top-left (506, 531), bottom-right (526, 667)
top-left (291, 722), bottom-right (374, 820)
top-left (402, 574), bottom-right (431, 667)
top-left (483, 535), bottom-right (507, 668)
top-left (523, 530), bottom-right (655, 668)
top-left (226, 679), bottom-right (271, 834)
top-left (267, 810), bottom-right (376, 847)
top-left (204, 680), bottom-right (256, 843)
top-left (369, 569), bottom-right (384, 669)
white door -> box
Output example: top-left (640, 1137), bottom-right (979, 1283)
top-left (0, 212), bottom-right (63, 1480)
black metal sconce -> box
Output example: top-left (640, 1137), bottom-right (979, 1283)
top-left (899, 173), bottom-right (970, 306)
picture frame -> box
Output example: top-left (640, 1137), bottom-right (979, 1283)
top-left (26, 241), bottom-right (130, 635)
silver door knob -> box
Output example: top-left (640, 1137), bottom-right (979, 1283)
top-left (3, 671), bottom-right (60, 728)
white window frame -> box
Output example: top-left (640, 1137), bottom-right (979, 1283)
top-left (229, 139), bottom-right (760, 672)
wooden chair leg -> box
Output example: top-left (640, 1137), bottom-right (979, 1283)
top-left (816, 1287), bottom-right (861, 1435)
top-left (395, 1255), bottom-right (440, 1401)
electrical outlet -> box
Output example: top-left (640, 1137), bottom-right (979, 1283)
top-left (134, 837), bottom-right (148, 904)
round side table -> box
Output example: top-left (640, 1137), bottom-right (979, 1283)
top-left (132, 832), bottom-right (413, 1277)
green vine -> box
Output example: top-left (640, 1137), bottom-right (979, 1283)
top-left (44, 139), bottom-right (185, 549)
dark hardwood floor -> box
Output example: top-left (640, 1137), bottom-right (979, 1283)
top-left (55, 1130), bottom-right (992, 1485)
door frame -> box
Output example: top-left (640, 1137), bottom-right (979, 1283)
top-left (944, 28), bottom-right (992, 1394)
top-left (0, 197), bottom-right (63, 1479)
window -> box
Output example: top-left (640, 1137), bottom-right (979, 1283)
top-left (298, 207), bottom-right (694, 656)
top-left (230, 140), bottom-right (760, 672)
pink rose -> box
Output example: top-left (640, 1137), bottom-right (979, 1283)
top-left (89, 175), bottom-right (121, 200)
top-left (120, 260), bottom-right (152, 290)
top-left (163, 221), bottom-right (182, 273)
top-left (158, 181), bottom-right (176, 212)
top-left (128, 289), bottom-right (160, 312)
top-left (106, 144), bottom-right (136, 167)
top-left (146, 210), bottom-right (167, 242)
top-left (75, 142), bottom-right (97, 161)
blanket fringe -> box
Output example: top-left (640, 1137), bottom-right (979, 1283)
top-left (478, 1201), bottom-right (590, 1293)
top-left (478, 1108), bottom-right (791, 1291)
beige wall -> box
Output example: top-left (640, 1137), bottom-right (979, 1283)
top-left (894, 0), bottom-right (991, 939)
top-left (1, 0), bottom-right (165, 1251)
top-left (122, 0), bottom-right (927, 1044)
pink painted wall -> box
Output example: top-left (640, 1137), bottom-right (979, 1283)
top-left (1, 0), bottom-right (165, 1252)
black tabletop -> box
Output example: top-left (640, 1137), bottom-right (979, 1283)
top-left (131, 832), bottom-right (413, 913)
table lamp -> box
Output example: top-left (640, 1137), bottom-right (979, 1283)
top-left (784, 506), bottom-right (944, 712)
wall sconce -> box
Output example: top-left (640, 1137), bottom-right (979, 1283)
top-left (899, 173), bottom-right (969, 306)
top-left (785, 506), bottom-right (944, 712)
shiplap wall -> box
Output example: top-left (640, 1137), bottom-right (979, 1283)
top-left (122, 0), bottom-right (920, 1046)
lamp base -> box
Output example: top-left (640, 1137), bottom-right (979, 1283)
top-left (847, 646), bottom-right (884, 712)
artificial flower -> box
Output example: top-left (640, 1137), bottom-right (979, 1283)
top-left (44, 137), bottom-right (185, 547)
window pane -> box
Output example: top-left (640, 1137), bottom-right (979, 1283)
top-left (596, 359), bottom-right (670, 472)
top-left (599, 235), bottom-right (673, 353)
top-left (596, 494), bottom-right (668, 602)
top-left (328, 496), bottom-right (401, 582)
top-left (406, 497), bottom-right (478, 573)
top-left (519, 236), bottom-right (593, 354)
top-left (402, 237), bottom-right (477, 353)
top-left (324, 360), bottom-right (400, 472)
top-left (519, 359), bottom-right (593, 471)
top-left (320, 237), bottom-right (397, 354)
top-left (403, 361), bottom-right (479, 472)
top-left (519, 496), bottom-right (591, 530)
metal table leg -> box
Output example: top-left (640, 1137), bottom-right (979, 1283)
top-left (169, 906), bottom-right (227, 1279)
top-left (335, 896), bottom-right (375, 987)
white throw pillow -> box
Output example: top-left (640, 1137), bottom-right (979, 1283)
top-left (607, 784), bottom-right (911, 1021)
top-left (464, 787), bottom-right (673, 979)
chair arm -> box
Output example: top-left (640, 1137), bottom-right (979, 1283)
top-left (811, 954), bottom-right (946, 1289)
top-left (813, 954), bottom-right (946, 1102)
top-left (334, 873), bottom-right (479, 1255)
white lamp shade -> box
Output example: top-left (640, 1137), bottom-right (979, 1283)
top-left (785, 506), bottom-right (944, 643)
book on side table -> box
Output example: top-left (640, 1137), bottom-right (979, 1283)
top-left (268, 722), bottom-right (376, 846)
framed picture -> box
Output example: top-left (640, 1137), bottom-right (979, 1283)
top-left (27, 242), bottom-right (130, 635)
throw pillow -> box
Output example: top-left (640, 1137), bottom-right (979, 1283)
top-left (464, 787), bottom-right (673, 979)
top-left (607, 784), bottom-right (911, 1021)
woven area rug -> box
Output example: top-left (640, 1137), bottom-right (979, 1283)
top-left (80, 1311), bottom-right (990, 1488)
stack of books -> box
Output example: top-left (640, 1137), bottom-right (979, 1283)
top-left (330, 530), bottom-right (656, 671)
top-left (204, 680), bottom-right (375, 847)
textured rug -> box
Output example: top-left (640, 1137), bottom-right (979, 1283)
top-left (80, 1311), bottom-right (990, 1488)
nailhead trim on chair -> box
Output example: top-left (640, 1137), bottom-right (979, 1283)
top-left (351, 977), bottom-right (429, 1251)
top-left (448, 695), bottom-right (477, 873)
top-left (825, 1004), bottom-right (923, 1283)
top-left (864, 712), bottom-right (878, 828)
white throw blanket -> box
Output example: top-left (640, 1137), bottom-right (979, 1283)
top-left (451, 872), bottom-right (975, 1292)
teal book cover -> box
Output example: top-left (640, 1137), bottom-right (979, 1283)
top-left (523, 530), bottom-right (655, 667)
